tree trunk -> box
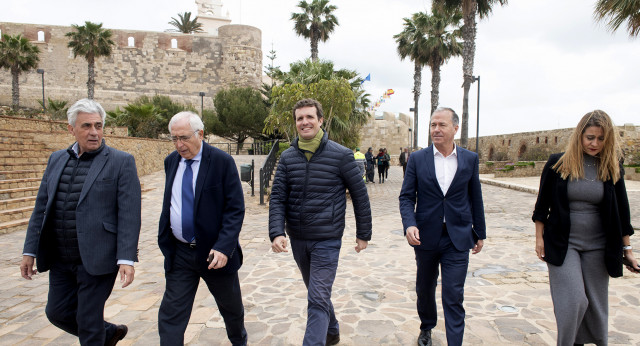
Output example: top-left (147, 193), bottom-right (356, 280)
top-left (310, 28), bottom-right (319, 62)
top-left (11, 67), bottom-right (20, 111)
top-left (87, 55), bottom-right (95, 99)
top-left (429, 63), bottom-right (441, 147)
top-left (460, 1), bottom-right (478, 148)
top-left (412, 61), bottom-right (422, 149)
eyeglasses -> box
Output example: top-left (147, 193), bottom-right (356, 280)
top-left (170, 130), bottom-right (199, 143)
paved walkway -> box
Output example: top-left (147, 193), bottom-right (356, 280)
top-left (1, 163), bottom-right (639, 345)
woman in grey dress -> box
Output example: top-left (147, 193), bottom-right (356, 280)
top-left (532, 110), bottom-right (639, 346)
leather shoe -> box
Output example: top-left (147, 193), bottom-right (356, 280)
top-left (326, 333), bottom-right (340, 345)
top-left (417, 329), bottom-right (432, 346)
top-left (105, 324), bottom-right (128, 346)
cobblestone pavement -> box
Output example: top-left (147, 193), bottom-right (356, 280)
top-left (1, 160), bottom-right (639, 345)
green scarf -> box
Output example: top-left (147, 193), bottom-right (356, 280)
top-left (298, 129), bottom-right (324, 161)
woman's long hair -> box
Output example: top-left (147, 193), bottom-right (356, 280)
top-left (552, 110), bottom-right (622, 182)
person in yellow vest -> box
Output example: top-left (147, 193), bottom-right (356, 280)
top-left (354, 148), bottom-right (366, 181)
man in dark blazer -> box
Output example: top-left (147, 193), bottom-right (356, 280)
top-left (20, 98), bottom-right (141, 345)
top-left (399, 107), bottom-right (485, 346)
top-left (157, 111), bottom-right (247, 346)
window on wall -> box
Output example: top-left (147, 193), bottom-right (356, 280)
top-left (0, 29), bottom-right (2, 40)
top-left (508, 139), bottom-right (511, 146)
top-left (536, 137), bottom-right (540, 144)
top-left (545, 137), bottom-right (548, 144)
top-left (554, 136), bottom-right (558, 144)
top-left (171, 39), bottom-right (178, 49)
top-left (128, 37), bottom-right (135, 47)
top-left (502, 139), bottom-right (505, 145)
top-left (38, 31), bottom-right (45, 42)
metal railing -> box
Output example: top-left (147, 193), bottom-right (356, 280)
top-left (205, 139), bottom-right (279, 156)
top-left (260, 139), bottom-right (280, 205)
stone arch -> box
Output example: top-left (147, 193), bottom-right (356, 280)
top-left (518, 143), bottom-right (527, 159)
top-left (488, 146), bottom-right (495, 160)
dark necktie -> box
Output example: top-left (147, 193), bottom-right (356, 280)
top-left (181, 159), bottom-right (195, 243)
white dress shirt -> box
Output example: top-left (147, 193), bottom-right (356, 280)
top-left (434, 144), bottom-right (458, 223)
top-left (170, 144), bottom-right (203, 243)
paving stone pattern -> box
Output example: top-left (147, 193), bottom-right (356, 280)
top-left (1, 162), bottom-right (639, 345)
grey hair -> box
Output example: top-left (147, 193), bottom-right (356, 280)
top-left (432, 107), bottom-right (459, 126)
top-left (168, 111), bottom-right (204, 133)
top-left (67, 98), bottom-right (106, 126)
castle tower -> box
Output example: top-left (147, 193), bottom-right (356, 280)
top-left (196, 0), bottom-right (232, 36)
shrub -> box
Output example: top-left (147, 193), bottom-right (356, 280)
top-left (485, 161), bottom-right (494, 166)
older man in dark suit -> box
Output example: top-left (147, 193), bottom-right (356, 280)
top-left (157, 111), bottom-right (247, 345)
top-left (20, 98), bottom-right (141, 345)
top-left (399, 107), bottom-right (485, 346)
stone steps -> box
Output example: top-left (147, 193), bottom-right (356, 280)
top-left (0, 178), bottom-right (41, 190)
top-left (0, 206), bottom-right (33, 223)
top-left (0, 218), bottom-right (29, 234)
top-left (0, 186), bottom-right (39, 200)
top-left (0, 170), bottom-right (45, 180)
top-left (1, 162), bottom-right (48, 172)
top-left (0, 196), bottom-right (36, 210)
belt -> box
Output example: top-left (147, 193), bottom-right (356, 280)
top-left (175, 239), bottom-right (196, 249)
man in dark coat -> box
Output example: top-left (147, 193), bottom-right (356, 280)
top-left (20, 98), bottom-right (140, 345)
top-left (365, 147), bottom-right (375, 183)
top-left (157, 111), bottom-right (247, 345)
top-left (269, 99), bottom-right (372, 346)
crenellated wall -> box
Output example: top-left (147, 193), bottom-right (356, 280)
top-left (0, 22), bottom-right (262, 111)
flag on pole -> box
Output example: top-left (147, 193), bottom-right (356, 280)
top-left (360, 73), bottom-right (371, 85)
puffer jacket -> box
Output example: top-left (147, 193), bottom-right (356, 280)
top-left (269, 131), bottom-right (372, 241)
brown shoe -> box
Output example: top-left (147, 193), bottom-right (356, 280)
top-left (105, 324), bottom-right (128, 346)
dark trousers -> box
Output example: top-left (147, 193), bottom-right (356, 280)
top-left (290, 238), bottom-right (341, 346)
top-left (366, 163), bottom-right (374, 182)
top-left (378, 166), bottom-right (385, 183)
top-left (414, 226), bottom-right (469, 346)
top-left (46, 261), bottom-right (118, 345)
top-left (402, 163), bottom-right (407, 177)
top-left (158, 242), bottom-right (247, 346)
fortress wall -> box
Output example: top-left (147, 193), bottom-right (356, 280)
top-left (0, 22), bottom-right (262, 111)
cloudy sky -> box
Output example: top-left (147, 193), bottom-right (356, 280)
top-left (3, 0), bottom-right (638, 146)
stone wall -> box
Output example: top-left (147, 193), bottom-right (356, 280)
top-left (358, 111), bottom-right (413, 159)
top-left (0, 116), bottom-right (173, 176)
top-left (0, 22), bottom-right (262, 111)
top-left (467, 124), bottom-right (640, 165)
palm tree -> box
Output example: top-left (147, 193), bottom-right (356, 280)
top-left (594, 0), bottom-right (640, 37)
top-left (168, 12), bottom-right (204, 34)
top-left (433, 0), bottom-right (507, 147)
top-left (394, 13), bottom-right (430, 149)
top-left (0, 34), bottom-right (40, 111)
top-left (423, 7), bottom-right (463, 117)
top-left (66, 21), bottom-right (115, 99)
top-left (291, 0), bottom-right (339, 62)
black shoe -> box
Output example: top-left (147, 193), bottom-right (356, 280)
top-left (326, 333), bottom-right (340, 345)
top-left (105, 324), bottom-right (128, 346)
top-left (417, 329), bottom-right (432, 346)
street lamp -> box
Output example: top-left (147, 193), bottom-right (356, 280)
top-left (198, 92), bottom-right (205, 117)
top-left (472, 75), bottom-right (480, 154)
top-left (36, 69), bottom-right (45, 112)
top-left (408, 128), bottom-right (413, 153)
top-left (409, 107), bottom-right (416, 149)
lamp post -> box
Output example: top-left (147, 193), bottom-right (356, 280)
top-left (409, 107), bottom-right (416, 149)
top-left (472, 75), bottom-right (480, 154)
top-left (36, 69), bottom-right (45, 112)
top-left (198, 92), bottom-right (205, 117)
top-left (408, 128), bottom-right (413, 153)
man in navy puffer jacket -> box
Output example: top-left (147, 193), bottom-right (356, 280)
top-left (269, 98), bottom-right (372, 346)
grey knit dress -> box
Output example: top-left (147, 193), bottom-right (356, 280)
top-left (547, 154), bottom-right (609, 346)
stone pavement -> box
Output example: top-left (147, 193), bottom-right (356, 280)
top-left (1, 160), bottom-right (639, 345)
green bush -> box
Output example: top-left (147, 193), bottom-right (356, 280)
top-left (496, 164), bottom-right (514, 171)
top-left (277, 142), bottom-right (290, 156)
top-left (485, 161), bottom-right (494, 166)
top-left (514, 161), bottom-right (535, 167)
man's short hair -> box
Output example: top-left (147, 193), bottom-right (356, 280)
top-left (67, 98), bottom-right (106, 126)
top-left (433, 107), bottom-right (459, 126)
top-left (168, 111), bottom-right (204, 133)
top-left (292, 98), bottom-right (324, 120)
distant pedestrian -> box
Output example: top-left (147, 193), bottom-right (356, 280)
top-left (354, 147), bottom-right (366, 181)
top-left (400, 147), bottom-right (409, 177)
top-left (383, 148), bottom-right (390, 179)
top-left (376, 148), bottom-right (386, 183)
top-left (365, 147), bottom-right (375, 183)
top-left (533, 110), bottom-right (638, 346)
